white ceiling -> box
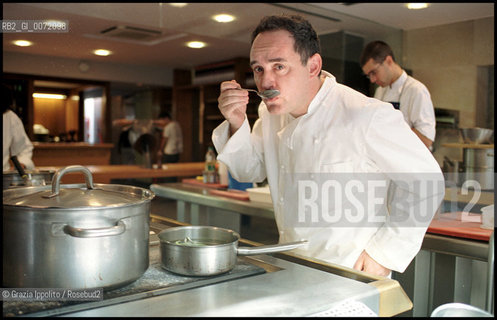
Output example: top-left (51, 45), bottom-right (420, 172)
top-left (3, 3), bottom-right (494, 70)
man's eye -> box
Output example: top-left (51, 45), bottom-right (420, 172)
top-left (253, 66), bottom-right (263, 73)
top-left (275, 65), bottom-right (284, 70)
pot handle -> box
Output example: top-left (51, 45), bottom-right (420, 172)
top-left (236, 240), bottom-right (308, 256)
top-left (43, 165), bottom-right (95, 198)
top-left (64, 221), bottom-right (126, 238)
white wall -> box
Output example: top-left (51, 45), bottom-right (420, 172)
top-left (403, 17), bottom-right (494, 128)
top-left (3, 51), bottom-right (174, 87)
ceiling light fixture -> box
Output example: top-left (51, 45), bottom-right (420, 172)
top-left (213, 14), bottom-right (235, 23)
top-left (169, 3), bottom-right (188, 8)
top-left (13, 40), bottom-right (33, 47)
top-left (406, 3), bottom-right (429, 10)
top-left (33, 93), bottom-right (67, 100)
top-left (186, 41), bottom-right (206, 49)
top-left (93, 49), bottom-right (112, 56)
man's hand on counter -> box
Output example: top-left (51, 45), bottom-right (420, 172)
top-left (353, 250), bottom-right (391, 277)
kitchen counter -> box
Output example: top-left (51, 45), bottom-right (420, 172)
top-left (150, 182), bottom-right (274, 232)
top-left (444, 186), bottom-right (494, 207)
top-left (151, 182), bottom-right (494, 316)
top-left (36, 163), bottom-right (204, 184)
top-left (26, 216), bottom-right (410, 317)
top-left (442, 143), bottom-right (494, 149)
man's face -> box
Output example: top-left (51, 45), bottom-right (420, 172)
top-left (250, 29), bottom-right (313, 117)
top-left (362, 57), bottom-right (390, 87)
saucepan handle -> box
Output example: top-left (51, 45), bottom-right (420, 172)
top-left (236, 240), bottom-right (307, 255)
top-left (64, 221), bottom-right (126, 238)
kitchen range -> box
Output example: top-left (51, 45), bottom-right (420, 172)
top-left (2, 218), bottom-right (411, 317)
top-left (2, 166), bottom-right (411, 317)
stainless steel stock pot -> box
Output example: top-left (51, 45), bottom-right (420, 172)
top-left (3, 165), bottom-right (155, 289)
top-left (3, 169), bottom-right (55, 188)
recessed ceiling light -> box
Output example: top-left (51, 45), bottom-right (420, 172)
top-left (213, 14), bottom-right (235, 23)
top-left (13, 40), bottom-right (33, 47)
top-left (93, 49), bottom-right (112, 56)
top-left (406, 3), bottom-right (429, 10)
top-left (169, 3), bottom-right (188, 8)
top-left (186, 41), bottom-right (206, 49)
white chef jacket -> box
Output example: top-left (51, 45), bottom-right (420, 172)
top-left (162, 121), bottom-right (183, 155)
top-left (374, 70), bottom-right (436, 142)
top-left (212, 71), bottom-right (444, 273)
top-left (3, 110), bottom-right (35, 171)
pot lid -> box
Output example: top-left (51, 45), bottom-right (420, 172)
top-left (3, 184), bottom-right (153, 209)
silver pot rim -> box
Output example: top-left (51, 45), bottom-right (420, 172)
top-left (3, 165), bottom-right (155, 209)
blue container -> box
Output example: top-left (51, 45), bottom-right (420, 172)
top-left (228, 172), bottom-right (253, 191)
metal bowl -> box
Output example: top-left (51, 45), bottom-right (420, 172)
top-left (431, 303), bottom-right (493, 317)
top-left (460, 127), bottom-right (493, 144)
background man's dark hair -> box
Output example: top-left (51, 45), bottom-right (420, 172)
top-left (360, 40), bottom-right (396, 67)
top-left (251, 14), bottom-right (321, 66)
top-left (159, 111), bottom-right (171, 120)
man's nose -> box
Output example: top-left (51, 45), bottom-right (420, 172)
top-left (259, 71), bottom-right (276, 89)
top-left (368, 74), bottom-right (377, 84)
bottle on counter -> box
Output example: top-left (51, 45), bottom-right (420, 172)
top-left (203, 146), bottom-right (219, 184)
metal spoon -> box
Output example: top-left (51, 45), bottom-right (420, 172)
top-left (243, 88), bottom-right (280, 99)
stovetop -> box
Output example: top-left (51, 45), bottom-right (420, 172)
top-left (3, 230), bottom-right (266, 317)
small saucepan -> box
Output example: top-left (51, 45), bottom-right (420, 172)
top-left (158, 226), bottom-right (307, 276)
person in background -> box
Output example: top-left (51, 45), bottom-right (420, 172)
top-left (212, 15), bottom-right (444, 277)
top-left (360, 40), bottom-right (436, 150)
top-left (157, 111), bottom-right (183, 165)
top-left (2, 84), bottom-right (35, 171)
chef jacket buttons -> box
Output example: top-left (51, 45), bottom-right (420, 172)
top-left (313, 138), bottom-right (319, 144)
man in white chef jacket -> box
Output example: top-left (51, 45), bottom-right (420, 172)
top-left (360, 40), bottom-right (436, 150)
top-left (212, 15), bottom-right (445, 277)
top-left (2, 84), bottom-right (35, 171)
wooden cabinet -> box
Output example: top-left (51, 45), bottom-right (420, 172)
top-left (32, 142), bottom-right (113, 166)
top-left (173, 58), bottom-right (259, 162)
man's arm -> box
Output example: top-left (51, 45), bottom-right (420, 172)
top-left (412, 127), bottom-right (433, 149)
top-left (157, 136), bottom-right (168, 164)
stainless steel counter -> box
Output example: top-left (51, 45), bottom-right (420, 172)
top-left (62, 255), bottom-right (380, 317)
top-left (150, 183), bottom-right (274, 232)
top-left (55, 217), bottom-right (412, 317)
top-left (3, 216), bottom-right (412, 317)
top-left (150, 182), bottom-right (494, 317)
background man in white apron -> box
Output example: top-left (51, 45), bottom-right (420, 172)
top-left (360, 40), bottom-right (436, 150)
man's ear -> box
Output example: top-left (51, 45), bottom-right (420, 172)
top-left (384, 55), bottom-right (394, 66)
top-left (308, 53), bottom-right (322, 78)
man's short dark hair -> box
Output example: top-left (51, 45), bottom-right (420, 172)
top-left (360, 40), bottom-right (396, 67)
top-left (159, 111), bottom-right (171, 120)
top-left (251, 14), bottom-right (321, 66)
